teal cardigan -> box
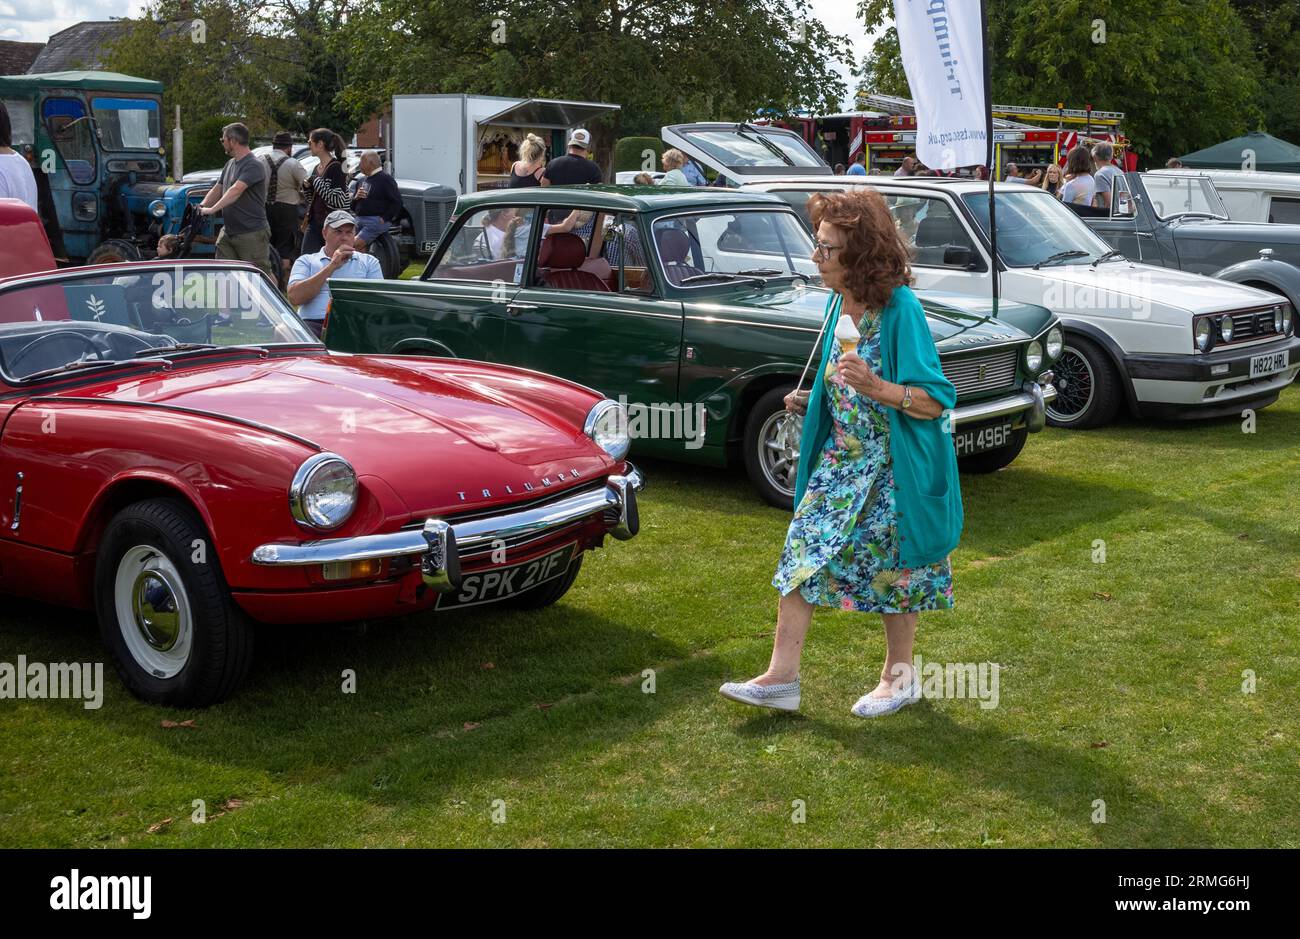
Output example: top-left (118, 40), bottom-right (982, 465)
top-left (793, 286), bottom-right (964, 568)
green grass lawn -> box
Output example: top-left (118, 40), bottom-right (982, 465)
top-left (2, 386), bottom-right (1298, 848)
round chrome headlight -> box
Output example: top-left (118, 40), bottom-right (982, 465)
top-left (1045, 326), bottom-right (1064, 360)
top-left (584, 399), bottom-right (630, 461)
top-left (1195, 318), bottom-right (1212, 352)
top-left (1219, 313), bottom-right (1234, 343)
top-left (148, 199), bottom-right (167, 219)
top-left (1274, 306), bottom-right (1284, 334)
top-left (1283, 304), bottom-right (1294, 335)
top-left (290, 453), bottom-right (357, 530)
top-left (1025, 340), bottom-right (1043, 374)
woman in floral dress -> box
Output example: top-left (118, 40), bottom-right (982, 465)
top-left (720, 189), bottom-right (964, 718)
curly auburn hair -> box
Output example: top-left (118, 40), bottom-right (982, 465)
top-left (808, 188), bottom-right (912, 311)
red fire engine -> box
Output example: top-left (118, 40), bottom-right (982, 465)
top-left (781, 93), bottom-right (1136, 177)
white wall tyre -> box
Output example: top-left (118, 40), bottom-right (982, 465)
top-left (95, 498), bottom-right (253, 706)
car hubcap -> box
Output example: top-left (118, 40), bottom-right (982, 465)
top-left (759, 409), bottom-right (799, 498)
top-left (114, 545), bottom-right (193, 679)
top-left (1047, 347), bottom-right (1095, 422)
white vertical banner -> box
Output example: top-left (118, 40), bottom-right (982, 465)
top-left (892, 0), bottom-right (988, 170)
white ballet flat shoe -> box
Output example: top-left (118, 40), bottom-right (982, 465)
top-left (718, 677), bottom-right (801, 712)
top-left (850, 676), bottom-right (921, 718)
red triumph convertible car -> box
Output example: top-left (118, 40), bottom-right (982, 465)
top-left (0, 260), bottom-right (643, 706)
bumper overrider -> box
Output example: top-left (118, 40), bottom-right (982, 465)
top-left (251, 466), bottom-right (644, 593)
top-left (951, 378), bottom-right (1057, 432)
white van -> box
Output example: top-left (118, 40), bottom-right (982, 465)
top-left (1148, 169), bottom-right (1300, 224)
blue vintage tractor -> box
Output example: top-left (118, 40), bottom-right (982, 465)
top-left (0, 71), bottom-right (220, 265)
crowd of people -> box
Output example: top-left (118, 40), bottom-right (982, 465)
top-left (194, 122), bottom-right (402, 333)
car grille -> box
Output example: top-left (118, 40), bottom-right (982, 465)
top-left (1227, 307), bottom-right (1283, 343)
top-left (422, 201), bottom-right (452, 248)
top-left (941, 348), bottom-right (1019, 397)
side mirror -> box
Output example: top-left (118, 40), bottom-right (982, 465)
top-left (943, 245), bottom-right (973, 268)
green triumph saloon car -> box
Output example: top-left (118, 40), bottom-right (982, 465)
top-left (324, 186), bottom-right (1062, 508)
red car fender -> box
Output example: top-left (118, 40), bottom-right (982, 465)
top-left (0, 400), bottom-right (342, 603)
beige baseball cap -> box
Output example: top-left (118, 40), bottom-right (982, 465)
top-left (567, 128), bottom-right (592, 149)
top-left (323, 210), bottom-right (357, 230)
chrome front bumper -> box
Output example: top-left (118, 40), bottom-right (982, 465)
top-left (951, 380), bottom-right (1057, 432)
top-left (251, 466), bottom-right (644, 592)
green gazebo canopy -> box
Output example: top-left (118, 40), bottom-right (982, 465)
top-left (1178, 131), bottom-right (1300, 173)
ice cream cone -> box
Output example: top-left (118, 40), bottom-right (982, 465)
top-left (834, 313), bottom-right (861, 357)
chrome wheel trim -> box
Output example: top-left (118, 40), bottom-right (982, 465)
top-left (759, 409), bottom-right (799, 498)
top-left (1046, 346), bottom-right (1096, 423)
top-left (114, 545), bottom-right (194, 679)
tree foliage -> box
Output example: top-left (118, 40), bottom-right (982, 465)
top-left (1229, 0), bottom-right (1300, 144)
top-left (854, 0), bottom-right (1264, 163)
top-left (336, 0), bottom-right (855, 137)
top-left (101, 0), bottom-right (357, 141)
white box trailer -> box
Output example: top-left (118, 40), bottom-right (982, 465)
top-left (391, 94), bottom-right (620, 196)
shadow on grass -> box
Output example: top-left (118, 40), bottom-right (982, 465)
top-left (728, 701), bottom-right (1214, 846)
top-left (0, 591), bottom-right (691, 784)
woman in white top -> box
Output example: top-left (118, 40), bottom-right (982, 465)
top-left (0, 105), bottom-right (38, 211)
top-left (657, 148), bottom-right (691, 186)
top-left (1058, 145), bottom-right (1096, 207)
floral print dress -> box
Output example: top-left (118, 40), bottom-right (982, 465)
top-left (771, 310), bottom-right (954, 613)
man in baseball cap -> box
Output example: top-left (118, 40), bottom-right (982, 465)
top-left (286, 209), bottom-right (383, 339)
top-left (541, 127), bottom-right (602, 188)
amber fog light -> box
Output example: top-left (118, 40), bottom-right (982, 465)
top-left (321, 558), bottom-right (382, 581)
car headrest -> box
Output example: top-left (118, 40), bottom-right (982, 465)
top-left (656, 227), bottom-right (692, 264)
top-left (538, 232), bottom-right (586, 270)
top-left (914, 215), bottom-right (960, 247)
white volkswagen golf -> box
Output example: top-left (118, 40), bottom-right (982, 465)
top-left (663, 123), bottom-right (1300, 427)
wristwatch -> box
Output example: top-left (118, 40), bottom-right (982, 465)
top-left (901, 385), bottom-right (913, 410)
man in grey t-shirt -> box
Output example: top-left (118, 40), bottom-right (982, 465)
top-left (1092, 141), bottom-right (1121, 211)
top-left (199, 122), bottom-right (272, 276)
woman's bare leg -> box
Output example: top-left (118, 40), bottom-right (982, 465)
top-left (752, 589), bottom-right (815, 685)
top-left (866, 611), bottom-right (918, 698)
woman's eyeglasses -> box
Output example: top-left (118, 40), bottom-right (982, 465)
top-left (813, 240), bottom-right (842, 261)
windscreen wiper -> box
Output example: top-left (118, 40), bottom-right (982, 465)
top-left (18, 358), bottom-right (147, 382)
top-left (130, 342), bottom-right (219, 357)
top-left (679, 272), bottom-right (770, 287)
top-left (1033, 250), bottom-right (1090, 270)
top-left (735, 123), bottom-right (794, 166)
top-left (737, 268), bottom-right (812, 283)
top-left (1090, 250), bottom-right (1127, 267)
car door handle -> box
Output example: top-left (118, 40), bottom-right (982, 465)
top-left (505, 302), bottom-right (539, 316)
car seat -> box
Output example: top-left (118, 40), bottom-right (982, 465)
top-left (537, 233), bottom-right (610, 291)
top-left (655, 228), bottom-right (705, 286)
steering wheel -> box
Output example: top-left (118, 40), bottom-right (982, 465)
top-left (10, 330), bottom-right (108, 372)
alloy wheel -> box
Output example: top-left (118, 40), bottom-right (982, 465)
top-left (758, 409), bottom-right (799, 498)
top-left (1047, 346), bottom-right (1096, 423)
